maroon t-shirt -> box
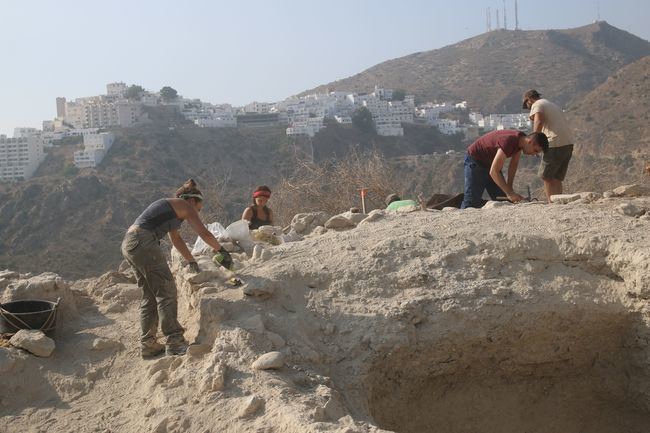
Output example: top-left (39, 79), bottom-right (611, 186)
top-left (467, 130), bottom-right (524, 168)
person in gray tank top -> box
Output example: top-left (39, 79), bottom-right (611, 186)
top-left (121, 179), bottom-right (229, 358)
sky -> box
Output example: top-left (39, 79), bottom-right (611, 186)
top-left (1, 0), bottom-right (648, 136)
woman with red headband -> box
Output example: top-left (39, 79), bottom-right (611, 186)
top-left (242, 185), bottom-right (273, 230)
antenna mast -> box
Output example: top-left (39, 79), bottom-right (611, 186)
top-left (503, 0), bottom-right (507, 30)
top-left (496, 9), bottom-right (500, 30)
top-left (515, 0), bottom-right (519, 30)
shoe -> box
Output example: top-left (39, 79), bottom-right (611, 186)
top-left (141, 340), bottom-right (165, 358)
top-left (165, 342), bottom-right (187, 356)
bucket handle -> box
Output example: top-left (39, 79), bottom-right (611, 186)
top-left (0, 297), bottom-right (60, 332)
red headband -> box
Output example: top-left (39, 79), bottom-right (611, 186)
top-left (253, 190), bottom-right (271, 199)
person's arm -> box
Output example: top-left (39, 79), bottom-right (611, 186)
top-left (169, 229), bottom-right (194, 263)
top-left (506, 150), bottom-right (521, 188)
top-left (490, 149), bottom-right (524, 202)
top-left (169, 199), bottom-right (222, 251)
top-left (267, 209), bottom-right (273, 225)
top-left (532, 112), bottom-right (544, 133)
top-left (242, 207), bottom-right (253, 223)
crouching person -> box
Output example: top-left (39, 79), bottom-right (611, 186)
top-left (121, 179), bottom-right (224, 358)
top-left (461, 130), bottom-right (549, 209)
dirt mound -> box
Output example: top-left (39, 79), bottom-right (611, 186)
top-left (1, 193), bottom-right (650, 432)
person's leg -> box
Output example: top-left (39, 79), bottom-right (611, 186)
top-left (461, 154), bottom-right (488, 209)
top-left (539, 148), bottom-right (559, 203)
top-left (141, 242), bottom-right (186, 353)
top-left (541, 145), bottom-right (573, 202)
top-left (122, 232), bottom-right (164, 357)
top-left (552, 145), bottom-right (573, 197)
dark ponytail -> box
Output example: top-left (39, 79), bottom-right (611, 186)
top-left (175, 178), bottom-right (203, 201)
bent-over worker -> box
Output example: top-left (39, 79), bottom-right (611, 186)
top-left (461, 130), bottom-right (549, 209)
top-left (121, 179), bottom-right (228, 358)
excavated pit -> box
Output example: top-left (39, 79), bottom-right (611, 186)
top-left (366, 308), bottom-right (650, 433)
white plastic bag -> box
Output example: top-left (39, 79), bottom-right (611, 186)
top-left (192, 222), bottom-right (228, 255)
top-left (226, 220), bottom-right (253, 254)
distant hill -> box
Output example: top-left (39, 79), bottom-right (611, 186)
top-left (559, 55), bottom-right (650, 190)
top-left (303, 22), bottom-right (650, 113)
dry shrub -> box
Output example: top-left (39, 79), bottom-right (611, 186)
top-left (273, 151), bottom-right (405, 226)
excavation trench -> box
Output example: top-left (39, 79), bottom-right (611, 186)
top-left (365, 306), bottom-right (650, 433)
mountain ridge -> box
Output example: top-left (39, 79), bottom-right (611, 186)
top-left (302, 21), bottom-right (650, 112)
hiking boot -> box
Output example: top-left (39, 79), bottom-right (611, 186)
top-left (165, 339), bottom-right (188, 356)
top-left (141, 340), bottom-right (165, 358)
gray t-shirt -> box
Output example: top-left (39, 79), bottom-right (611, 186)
top-left (133, 199), bottom-right (182, 239)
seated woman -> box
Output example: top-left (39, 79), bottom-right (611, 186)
top-left (121, 179), bottom-right (229, 358)
top-left (242, 185), bottom-right (273, 230)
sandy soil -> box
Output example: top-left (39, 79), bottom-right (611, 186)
top-left (1, 193), bottom-right (650, 433)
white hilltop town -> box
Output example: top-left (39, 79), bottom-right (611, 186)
top-left (0, 82), bottom-right (532, 181)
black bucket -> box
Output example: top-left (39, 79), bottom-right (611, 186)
top-left (0, 298), bottom-right (59, 334)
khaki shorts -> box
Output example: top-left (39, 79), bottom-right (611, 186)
top-left (539, 144), bottom-right (573, 181)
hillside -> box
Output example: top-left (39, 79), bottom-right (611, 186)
top-left (303, 22), bottom-right (650, 113)
top-left (0, 119), bottom-right (459, 279)
top-left (569, 55), bottom-right (649, 157)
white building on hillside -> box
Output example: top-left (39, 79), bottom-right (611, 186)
top-left (64, 95), bottom-right (144, 129)
top-left (286, 116), bottom-right (324, 137)
top-left (107, 82), bottom-right (128, 97)
top-left (481, 113), bottom-right (530, 131)
top-left (195, 115), bottom-right (236, 128)
top-left (244, 101), bottom-right (272, 114)
top-left (73, 131), bottom-right (115, 168)
top-left (362, 93), bottom-right (415, 136)
top-left (0, 135), bottom-right (46, 181)
top-left (13, 127), bottom-right (40, 138)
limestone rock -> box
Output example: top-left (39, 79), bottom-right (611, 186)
top-left (201, 361), bottom-right (226, 393)
top-left (442, 206), bottom-right (458, 211)
top-left (325, 215), bottom-right (356, 230)
top-left (0, 349), bottom-right (18, 373)
top-left (241, 314), bottom-right (265, 334)
top-left (187, 344), bottom-right (211, 358)
top-left (91, 338), bottom-right (123, 351)
top-left (239, 395), bottom-right (264, 417)
top-left (291, 212), bottom-right (331, 235)
top-left (483, 200), bottom-right (513, 209)
top-left (613, 184), bottom-right (650, 197)
top-left (0, 270), bottom-right (19, 280)
top-left (578, 191), bottom-right (602, 202)
top-left (311, 226), bottom-right (328, 236)
top-left (359, 209), bottom-right (385, 225)
top-left (242, 277), bottom-right (277, 297)
top-left (252, 351), bottom-right (285, 370)
top-left (550, 193), bottom-right (582, 204)
top-left (340, 211), bottom-right (367, 224)
top-left (603, 190), bottom-right (616, 198)
top-left (10, 330), bottom-right (55, 357)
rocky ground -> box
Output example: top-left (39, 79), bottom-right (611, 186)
top-left (1, 185), bottom-right (650, 433)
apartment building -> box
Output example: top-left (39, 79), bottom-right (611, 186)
top-left (0, 135), bottom-right (46, 181)
top-left (73, 131), bottom-right (115, 168)
top-left (106, 82), bottom-right (128, 97)
top-left (65, 97), bottom-right (143, 129)
top-left (286, 116), bottom-right (325, 137)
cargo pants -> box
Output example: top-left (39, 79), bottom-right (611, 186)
top-left (121, 227), bottom-right (184, 345)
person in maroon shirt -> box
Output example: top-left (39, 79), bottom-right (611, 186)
top-left (461, 130), bottom-right (549, 209)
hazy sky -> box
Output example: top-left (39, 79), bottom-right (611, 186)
top-left (1, 0), bottom-right (648, 136)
